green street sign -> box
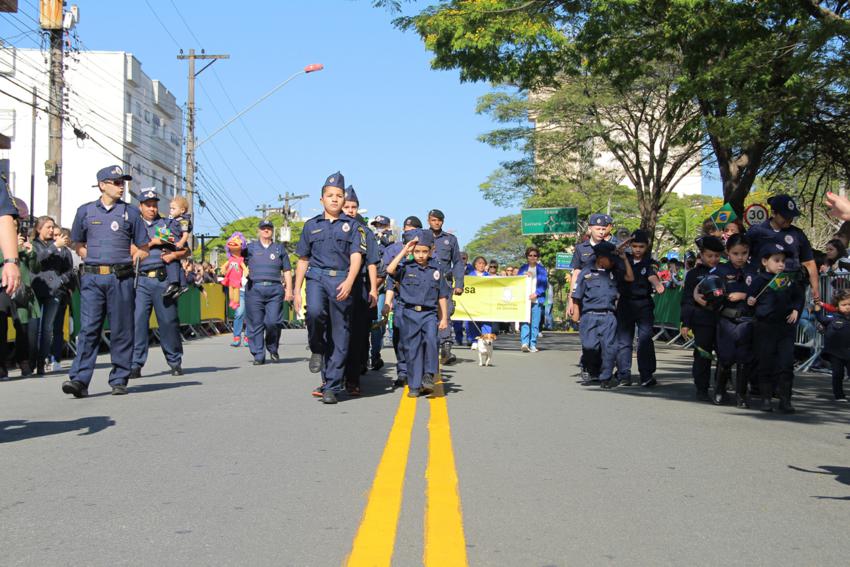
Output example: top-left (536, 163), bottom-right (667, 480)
top-left (521, 207), bottom-right (578, 235)
top-left (555, 252), bottom-right (573, 270)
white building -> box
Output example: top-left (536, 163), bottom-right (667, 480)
top-left (0, 47), bottom-right (182, 227)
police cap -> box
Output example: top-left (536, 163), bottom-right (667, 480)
top-left (697, 235), bottom-right (725, 253)
top-left (344, 185), bottom-right (359, 205)
top-left (428, 209), bottom-right (445, 221)
top-left (631, 229), bottom-right (650, 244)
top-left (138, 188), bottom-right (159, 202)
top-left (403, 216), bottom-right (423, 229)
top-left (258, 218), bottom-right (274, 229)
top-left (322, 171), bottom-right (345, 192)
top-left (761, 241), bottom-right (789, 258)
top-left (371, 215), bottom-right (391, 227)
top-left (96, 165), bottom-right (132, 184)
top-left (767, 194), bottom-right (801, 219)
top-left (416, 230), bottom-right (435, 247)
top-left (588, 213), bottom-right (614, 227)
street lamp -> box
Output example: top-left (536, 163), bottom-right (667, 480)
top-left (196, 63), bottom-right (324, 149)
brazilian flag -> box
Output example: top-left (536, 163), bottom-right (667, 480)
top-left (709, 203), bottom-right (737, 228)
top-left (768, 272), bottom-right (791, 290)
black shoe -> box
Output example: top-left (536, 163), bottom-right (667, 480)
top-left (392, 378), bottom-right (405, 389)
top-left (111, 384), bottom-right (128, 395)
top-left (270, 353), bottom-right (279, 362)
top-left (712, 392), bottom-right (728, 406)
top-left (19, 361), bottom-right (32, 377)
top-left (640, 377), bottom-right (657, 388)
top-left (759, 397), bottom-right (773, 412)
top-left (308, 353), bottom-right (323, 373)
top-left (696, 390), bottom-right (711, 402)
top-left (581, 375), bottom-right (598, 386)
top-left (407, 388), bottom-right (420, 398)
top-left (578, 368), bottom-right (590, 383)
top-left (170, 365), bottom-right (184, 376)
top-left (778, 399), bottom-right (796, 414)
top-left (371, 358), bottom-right (384, 371)
top-left (600, 380), bottom-right (614, 390)
top-left (253, 359), bottom-right (265, 366)
top-left (617, 378), bottom-right (632, 388)
top-left (162, 283), bottom-right (180, 299)
top-left (736, 394), bottom-right (749, 408)
top-left (61, 379), bottom-right (88, 398)
top-left (129, 367), bottom-right (142, 380)
top-left (421, 373), bottom-right (435, 394)
top-left (36, 361), bottom-right (45, 376)
top-left (322, 390), bottom-right (338, 404)
top-left (444, 353), bottom-right (457, 365)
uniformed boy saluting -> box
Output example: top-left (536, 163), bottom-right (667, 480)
top-left (293, 172), bottom-right (365, 405)
top-left (386, 229), bottom-right (450, 397)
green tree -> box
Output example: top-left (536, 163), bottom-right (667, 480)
top-left (380, 1), bottom-right (850, 215)
top-left (465, 214), bottom-right (530, 266)
top-left (199, 215), bottom-right (304, 268)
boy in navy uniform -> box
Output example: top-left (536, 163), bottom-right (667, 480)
top-left (427, 209), bottom-right (464, 365)
top-left (341, 186), bottom-right (379, 395)
top-left (386, 229), bottom-right (450, 397)
top-left (747, 243), bottom-right (804, 413)
top-left (680, 235), bottom-right (725, 401)
top-left (293, 172), bottom-right (365, 405)
top-left (131, 189), bottom-right (187, 379)
top-left (710, 234), bottom-right (757, 407)
top-left (62, 165), bottom-right (150, 397)
top-left (383, 217), bottom-right (423, 388)
top-left (815, 289), bottom-right (850, 401)
top-left (615, 229), bottom-right (663, 387)
top-left (245, 218), bottom-right (293, 365)
top-left (163, 195), bottom-right (192, 299)
top-left (369, 214), bottom-right (393, 371)
top-left (571, 240), bottom-right (633, 389)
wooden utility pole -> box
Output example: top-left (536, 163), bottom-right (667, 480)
top-left (44, 10), bottom-right (63, 221)
top-left (177, 50), bottom-right (229, 222)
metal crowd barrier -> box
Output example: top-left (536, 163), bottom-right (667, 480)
top-left (796, 272), bottom-right (850, 372)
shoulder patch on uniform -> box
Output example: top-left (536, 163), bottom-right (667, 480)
top-left (342, 223), bottom-right (350, 233)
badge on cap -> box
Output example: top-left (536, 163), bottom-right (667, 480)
top-left (775, 243), bottom-right (783, 250)
top-left (788, 201), bottom-right (796, 210)
top-left (342, 223), bottom-right (350, 232)
top-left (784, 235), bottom-right (794, 244)
top-left (328, 177), bottom-right (335, 184)
top-left (112, 167), bottom-right (122, 175)
top-left (110, 221), bottom-right (119, 232)
top-left (434, 271), bottom-right (440, 280)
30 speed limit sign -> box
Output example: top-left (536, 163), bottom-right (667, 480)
top-left (744, 204), bottom-right (768, 227)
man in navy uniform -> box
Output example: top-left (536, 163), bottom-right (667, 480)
top-left (427, 209), bottom-right (464, 364)
top-left (245, 218), bottom-right (293, 365)
top-left (746, 194), bottom-right (820, 303)
top-left (62, 165), bottom-right (150, 397)
top-left (293, 171), bottom-right (365, 404)
top-left (369, 214), bottom-right (393, 371)
top-left (130, 189), bottom-right (188, 379)
top-left (0, 173), bottom-right (21, 296)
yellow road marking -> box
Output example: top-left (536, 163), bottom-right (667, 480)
top-left (424, 377), bottom-right (469, 566)
top-left (346, 388), bottom-right (417, 567)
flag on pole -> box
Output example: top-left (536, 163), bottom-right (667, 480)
top-left (767, 272), bottom-right (791, 290)
top-left (709, 203), bottom-right (737, 228)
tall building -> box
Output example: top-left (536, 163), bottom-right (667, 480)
top-left (0, 47), bottom-right (182, 227)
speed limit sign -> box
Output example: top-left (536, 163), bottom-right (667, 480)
top-left (744, 204), bottom-right (768, 227)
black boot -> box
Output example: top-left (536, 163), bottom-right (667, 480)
top-left (713, 365), bottom-right (731, 405)
top-left (735, 364), bottom-right (749, 408)
top-left (778, 377), bottom-right (795, 414)
top-left (758, 381), bottom-right (773, 412)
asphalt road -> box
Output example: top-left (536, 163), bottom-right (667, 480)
top-left (2, 330), bottom-right (849, 566)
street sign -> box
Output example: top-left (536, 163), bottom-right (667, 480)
top-left (744, 204), bottom-right (768, 227)
top-left (521, 207), bottom-right (578, 235)
top-left (555, 252), bottom-right (573, 270)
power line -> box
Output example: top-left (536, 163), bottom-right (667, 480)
top-left (168, 0), bottom-right (203, 47)
top-left (142, 0), bottom-right (182, 49)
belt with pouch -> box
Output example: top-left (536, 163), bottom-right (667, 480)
top-left (720, 307), bottom-right (752, 321)
top-left (405, 304), bottom-right (436, 312)
top-left (83, 264), bottom-right (134, 278)
top-left (308, 267), bottom-right (348, 277)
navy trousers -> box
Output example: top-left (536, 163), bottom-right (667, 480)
top-left (715, 317), bottom-right (753, 367)
top-left (615, 298), bottom-right (656, 381)
top-left (69, 273), bottom-right (135, 387)
top-left (579, 311), bottom-right (617, 381)
top-left (400, 307), bottom-right (438, 389)
top-left (306, 273), bottom-right (352, 393)
top-left (132, 275), bottom-right (183, 369)
top-left (246, 281), bottom-right (284, 362)
top-left (345, 277), bottom-right (370, 388)
top-left (392, 303), bottom-right (407, 381)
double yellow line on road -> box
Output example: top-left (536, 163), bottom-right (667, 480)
top-left (346, 380), bottom-right (468, 566)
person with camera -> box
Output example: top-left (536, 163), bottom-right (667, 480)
top-left (30, 216), bottom-right (75, 375)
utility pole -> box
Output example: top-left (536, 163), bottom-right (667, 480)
top-left (278, 192), bottom-right (308, 243)
top-left (177, 50), bottom-right (229, 224)
top-left (195, 233), bottom-right (218, 263)
top-left (29, 87), bottom-right (37, 223)
top-left (255, 203), bottom-right (274, 219)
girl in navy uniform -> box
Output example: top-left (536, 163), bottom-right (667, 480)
top-left (710, 234), bottom-right (757, 407)
top-left (814, 289), bottom-right (850, 401)
top-left (747, 243), bottom-right (804, 413)
top-left (680, 236), bottom-right (724, 401)
top-left (386, 230), bottom-right (450, 398)
top-left (571, 240), bottom-right (633, 389)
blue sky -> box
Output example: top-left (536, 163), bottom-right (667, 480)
top-left (3, 0), bottom-right (721, 244)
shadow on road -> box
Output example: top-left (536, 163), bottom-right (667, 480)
top-left (87, 380), bottom-right (203, 398)
top-left (537, 332), bottom-right (850, 427)
top-left (789, 464), bottom-right (850, 500)
top-left (0, 416), bottom-right (115, 443)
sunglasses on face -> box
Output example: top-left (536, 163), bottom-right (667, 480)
top-left (527, 254), bottom-right (538, 258)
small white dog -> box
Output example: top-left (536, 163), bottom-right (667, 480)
top-left (473, 333), bottom-right (496, 367)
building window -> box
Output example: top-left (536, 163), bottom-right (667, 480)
top-left (144, 110), bottom-right (150, 124)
